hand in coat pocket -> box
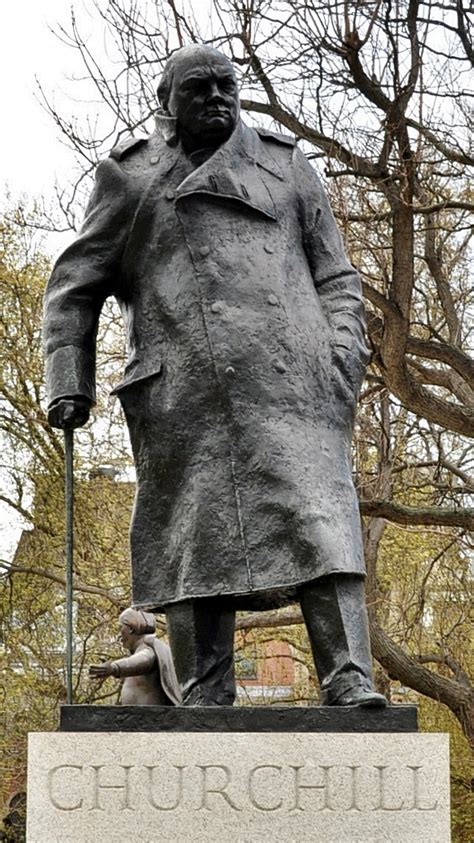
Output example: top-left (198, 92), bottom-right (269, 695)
top-left (331, 345), bottom-right (366, 407)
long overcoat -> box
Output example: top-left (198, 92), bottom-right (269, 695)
top-left (43, 118), bottom-right (370, 611)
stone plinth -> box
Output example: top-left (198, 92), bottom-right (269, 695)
top-left (27, 724), bottom-right (450, 842)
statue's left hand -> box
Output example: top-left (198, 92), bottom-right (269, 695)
top-left (332, 346), bottom-right (364, 395)
top-left (89, 662), bottom-right (114, 678)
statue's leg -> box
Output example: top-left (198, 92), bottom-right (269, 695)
top-left (298, 574), bottom-right (387, 707)
top-left (165, 598), bottom-right (236, 706)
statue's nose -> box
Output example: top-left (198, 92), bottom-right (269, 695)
top-left (207, 81), bottom-right (223, 101)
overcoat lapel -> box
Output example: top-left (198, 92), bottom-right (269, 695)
top-left (174, 122), bottom-right (280, 220)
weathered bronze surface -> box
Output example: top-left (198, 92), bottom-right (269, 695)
top-left (60, 705), bottom-right (418, 732)
top-left (89, 608), bottom-right (181, 706)
top-left (45, 44), bottom-right (386, 708)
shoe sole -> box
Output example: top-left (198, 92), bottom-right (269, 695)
top-left (353, 697), bottom-right (388, 708)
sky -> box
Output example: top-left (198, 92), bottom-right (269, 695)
top-left (1, 1), bottom-right (81, 197)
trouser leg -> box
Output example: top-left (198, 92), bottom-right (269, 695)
top-left (298, 573), bottom-right (382, 705)
top-left (165, 598), bottom-right (236, 706)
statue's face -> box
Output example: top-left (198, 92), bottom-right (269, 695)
top-left (168, 53), bottom-right (239, 146)
top-left (119, 622), bottom-right (135, 649)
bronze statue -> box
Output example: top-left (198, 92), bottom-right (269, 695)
top-left (89, 608), bottom-right (181, 705)
top-left (44, 44), bottom-right (387, 708)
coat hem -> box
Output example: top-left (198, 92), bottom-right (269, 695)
top-left (132, 568), bottom-right (366, 614)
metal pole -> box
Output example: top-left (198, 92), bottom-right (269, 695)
top-left (64, 427), bottom-right (74, 705)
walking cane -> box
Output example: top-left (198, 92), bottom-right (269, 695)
top-left (64, 427), bottom-right (74, 705)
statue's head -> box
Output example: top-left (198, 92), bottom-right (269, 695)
top-left (118, 607), bottom-right (155, 648)
top-left (157, 44), bottom-right (239, 151)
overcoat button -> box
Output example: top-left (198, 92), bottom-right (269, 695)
top-left (264, 244), bottom-right (275, 254)
top-left (274, 361), bottom-right (287, 373)
top-left (225, 366), bottom-right (235, 377)
top-left (199, 245), bottom-right (210, 256)
top-left (211, 302), bottom-right (222, 314)
top-left (164, 190), bottom-right (175, 200)
top-left (150, 156), bottom-right (159, 165)
top-left (267, 294), bottom-right (279, 306)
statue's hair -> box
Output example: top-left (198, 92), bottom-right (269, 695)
top-left (119, 607), bottom-right (155, 635)
top-left (157, 44), bottom-right (235, 112)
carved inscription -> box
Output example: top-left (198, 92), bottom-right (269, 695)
top-left (89, 765), bottom-right (133, 811)
top-left (145, 765), bottom-right (185, 810)
top-left (408, 765), bottom-right (439, 812)
top-left (48, 766), bottom-right (83, 812)
top-left (45, 761), bottom-right (441, 815)
top-left (196, 765), bottom-right (242, 811)
top-left (289, 765), bottom-right (333, 811)
top-left (248, 765), bottom-right (283, 812)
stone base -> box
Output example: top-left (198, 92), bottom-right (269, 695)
top-left (27, 717), bottom-right (450, 842)
top-left (60, 703), bottom-right (418, 733)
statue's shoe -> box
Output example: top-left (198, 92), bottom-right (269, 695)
top-left (330, 687), bottom-right (388, 707)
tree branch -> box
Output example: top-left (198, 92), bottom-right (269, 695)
top-left (0, 561), bottom-right (124, 606)
top-left (239, 98), bottom-right (383, 179)
top-left (406, 117), bottom-right (474, 166)
top-left (359, 499), bottom-right (473, 530)
top-left (417, 652), bottom-right (471, 688)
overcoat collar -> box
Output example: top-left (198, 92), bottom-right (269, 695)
top-left (155, 117), bottom-right (283, 220)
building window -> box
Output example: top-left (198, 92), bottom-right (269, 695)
top-left (235, 651), bottom-right (258, 680)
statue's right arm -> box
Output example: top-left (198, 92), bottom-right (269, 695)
top-left (43, 156), bottom-right (134, 429)
top-left (109, 648), bottom-right (156, 678)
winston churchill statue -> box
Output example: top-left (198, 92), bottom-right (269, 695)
top-left (44, 45), bottom-right (387, 709)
